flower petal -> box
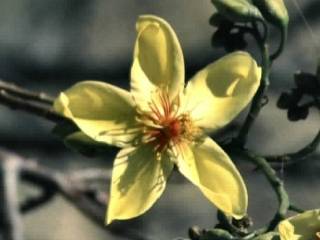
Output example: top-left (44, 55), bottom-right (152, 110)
top-left (184, 51), bottom-right (261, 132)
top-left (54, 81), bottom-right (139, 148)
top-left (176, 137), bottom-right (248, 218)
top-left (278, 209), bottom-right (320, 240)
top-left (107, 144), bottom-right (173, 224)
top-left (278, 220), bottom-right (300, 240)
top-left (131, 15), bottom-right (185, 107)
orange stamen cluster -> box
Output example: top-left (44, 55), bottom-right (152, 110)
top-left (135, 90), bottom-right (200, 158)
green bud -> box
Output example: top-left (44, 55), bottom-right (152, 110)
top-left (252, 0), bottom-right (289, 29)
top-left (211, 0), bottom-right (264, 23)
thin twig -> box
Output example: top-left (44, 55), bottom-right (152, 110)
top-left (0, 80), bottom-right (54, 105)
top-left (265, 129), bottom-right (320, 166)
top-left (236, 22), bottom-right (270, 147)
top-left (0, 89), bottom-right (67, 123)
top-left (235, 149), bottom-right (290, 232)
top-left (289, 204), bottom-right (304, 213)
top-left (20, 180), bottom-right (57, 214)
top-left (270, 27), bottom-right (287, 62)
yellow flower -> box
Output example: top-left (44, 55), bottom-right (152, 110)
top-left (54, 15), bottom-right (261, 224)
top-left (278, 209), bottom-right (320, 240)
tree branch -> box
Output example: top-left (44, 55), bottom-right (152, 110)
top-left (0, 148), bottom-right (153, 240)
top-left (0, 89), bottom-right (67, 123)
top-left (265, 129), bottom-right (320, 167)
top-left (237, 149), bottom-right (290, 232)
top-left (236, 22), bottom-right (271, 147)
top-left (20, 179), bottom-right (57, 214)
top-left (0, 80), bottom-right (54, 105)
top-left (0, 151), bottom-right (24, 240)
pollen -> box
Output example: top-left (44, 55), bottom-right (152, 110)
top-left (135, 90), bottom-right (202, 157)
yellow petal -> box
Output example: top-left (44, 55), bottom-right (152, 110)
top-left (278, 209), bottom-right (320, 240)
top-left (176, 137), bottom-right (248, 218)
top-left (131, 15), bottom-right (184, 108)
top-left (54, 81), bottom-right (139, 148)
top-left (106, 144), bottom-right (173, 224)
top-left (184, 51), bottom-right (261, 132)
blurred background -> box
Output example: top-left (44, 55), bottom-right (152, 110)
top-left (0, 0), bottom-right (319, 239)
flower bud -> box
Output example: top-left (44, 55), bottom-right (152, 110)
top-left (211, 0), bottom-right (263, 23)
top-left (211, 28), bottom-right (247, 52)
top-left (252, 0), bottom-right (289, 30)
top-left (209, 13), bottom-right (231, 27)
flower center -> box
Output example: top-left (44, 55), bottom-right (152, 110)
top-left (135, 90), bottom-right (202, 157)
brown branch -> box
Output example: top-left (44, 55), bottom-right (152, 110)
top-left (0, 151), bottom-right (24, 240)
top-left (0, 89), bottom-right (67, 123)
top-left (0, 149), bottom-right (153, 240)
top-left (0, 80), bottom-right (54, 105)
top-left (231, 148), bottom-right (290, 233)
top-left (265, 129), bottom-right (320, 167)
top-left (235, 22), bottom-right (270, 147)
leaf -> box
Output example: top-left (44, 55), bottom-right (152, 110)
top-left (287, 106), bottom-right (309, 121)
top-left (294, 71), bottom-right (320, 95)
top-left (277, 89), bottom-right (302, 110)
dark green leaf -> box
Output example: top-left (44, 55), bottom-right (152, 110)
top-left (294, 71), bottom-right (320, 95)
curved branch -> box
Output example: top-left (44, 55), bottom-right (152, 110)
top-left (20, 183), bottom-right (56, 214)
top-left (235, 149), bottom-right (290, 232)
top-left (265, 129), bottom-right (320, 166)
top-left (236, 22), bottom-right (270, 147)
